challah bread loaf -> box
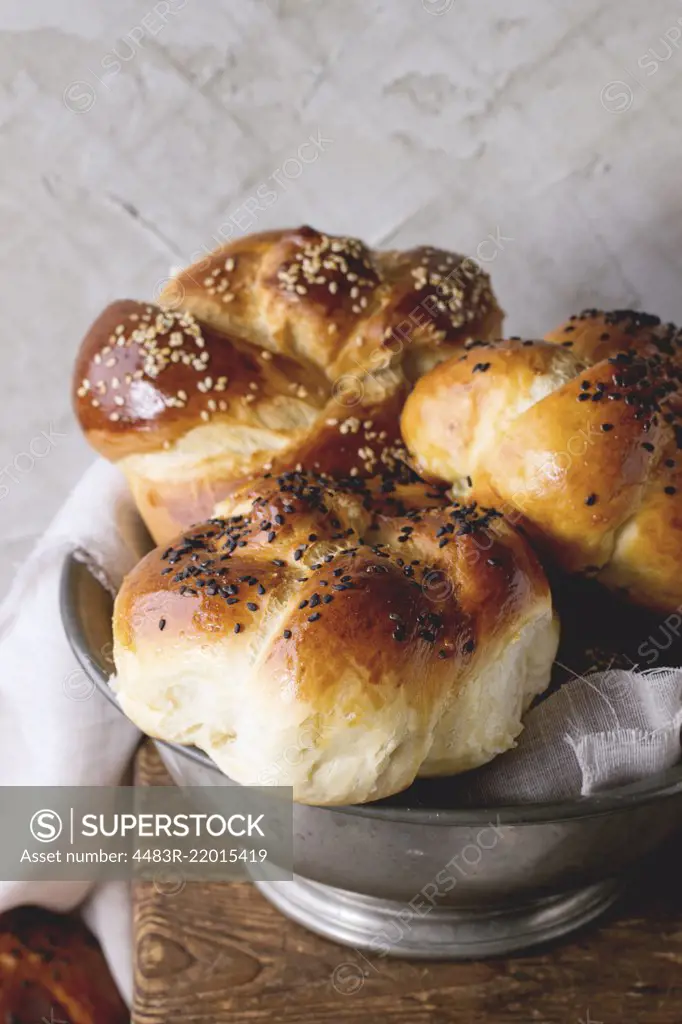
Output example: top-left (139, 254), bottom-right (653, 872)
top-left (401, 309), bottom-right (682, 612)
top-left (74, 227), bottom-right (503, 545)
top-left (0, 906), bottom-right (127, 1024)
top-left (113, 470), bottom-right (558, 805)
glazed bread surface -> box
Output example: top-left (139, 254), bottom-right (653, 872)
top-left (0, 906), bottom-right (128, 1024)
top-left (74, 227), bottom-right (503, 544)
top-left (113, 469), bottom-right (558, 805)
top-left (401, 309), bottom-right (682, 612)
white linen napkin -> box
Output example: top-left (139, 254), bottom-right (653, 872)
top-left (0, 459), bottom-right (145, 1005)
top-left (443, 666), bottom-right (682, 806)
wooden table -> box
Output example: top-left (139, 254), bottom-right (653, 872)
top-left (133, 742), bottom-right (682, 1023)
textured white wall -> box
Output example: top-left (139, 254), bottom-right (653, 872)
top-left (2, 0), bottom-right (682, 591)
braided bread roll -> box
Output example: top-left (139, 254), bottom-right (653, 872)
top-left (73, 227), bottom-right (502, 545)
top-left (113, 471), bottom-right (557, 805)
top-left (401, 309), bottom-right (682, 612)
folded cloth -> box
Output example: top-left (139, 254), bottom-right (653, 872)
top-left (445, 666), bottom-right (682, 806)
top-left (0, 459), bottom-right (145, 1005)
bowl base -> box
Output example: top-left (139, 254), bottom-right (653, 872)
top-left (254, 875), bottom-right (621, 959)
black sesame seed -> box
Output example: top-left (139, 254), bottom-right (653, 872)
top-left (267, 531), bottom-right (276, 543)
top-left (439, 538), bottom-right (449, 548)
top-left (293, 548), bottom-right (304, 561)
top-left (601, 423), bottom-right (614, 432)
top-left (438, 649), bottom-right (447, 659)
top-left (665, 458), bottom-right (675, 468)
top-left (283, 629), bottom-right (292, 639)
top-left (392, 626), bottom-right (406, 642)
top-left (158, 618), bottom-right (166, 631)
top-left (299, 599), bottom-right (309, 609)
top-left (580, 381), bottom-right (590, 390)
top-left (309, 594), bottom-right (321, 608)
top-left (578, 393), bottom-right (590, 402)
top-left (642, 442), bottom-right (655, 452)
top-left (308, 612), bottom-right (321, 622)
top-left (234, 623), bottom-right (241, 634)
top-left (463, 639), bottom-right (475, 653)
top-left (323, 594), bottom-right (333, 604)
top-left (585, 493), bottom-right (598, 506)
top-left (665, 486), bottom-right (677, 495)
top-left (247, 602), bottom-right (258, 612)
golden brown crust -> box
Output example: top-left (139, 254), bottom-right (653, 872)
top-left (0, 907), bottom-right (127, 1024)
top-left (74, 228), bottom-right (503, 545)
top-left (161, 228), bottom-right (502, 378)
top-left (115, 470), bottom-right (539, 677)
top-left (73, 299), bottom-right (328, 462)
top-left (544, 307), bottom-right (682, 365)
top-left (402, 312), bottom-right (682, 612)
top-left (113, 468), bottom-right (556, 803)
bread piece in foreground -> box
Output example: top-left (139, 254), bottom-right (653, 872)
top-left (113, 470), bottom-right (558, 805)
top-left (0, 906), bottom-right (127, 1024)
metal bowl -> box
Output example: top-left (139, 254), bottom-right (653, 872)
top-left (61, 550), bottom-right (682, 959)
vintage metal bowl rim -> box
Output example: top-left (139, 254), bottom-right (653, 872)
top-left (60, 550), bottom-right (682, 827)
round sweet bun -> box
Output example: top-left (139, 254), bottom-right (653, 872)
top-left (0, 906), bottom-right (128, 1024)
top-left (113, 470), bottom-right (558, 806)
top-left (73, 227), bottom-right (503, 545)
top-left (401, 310), bottom-right (682, 612)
